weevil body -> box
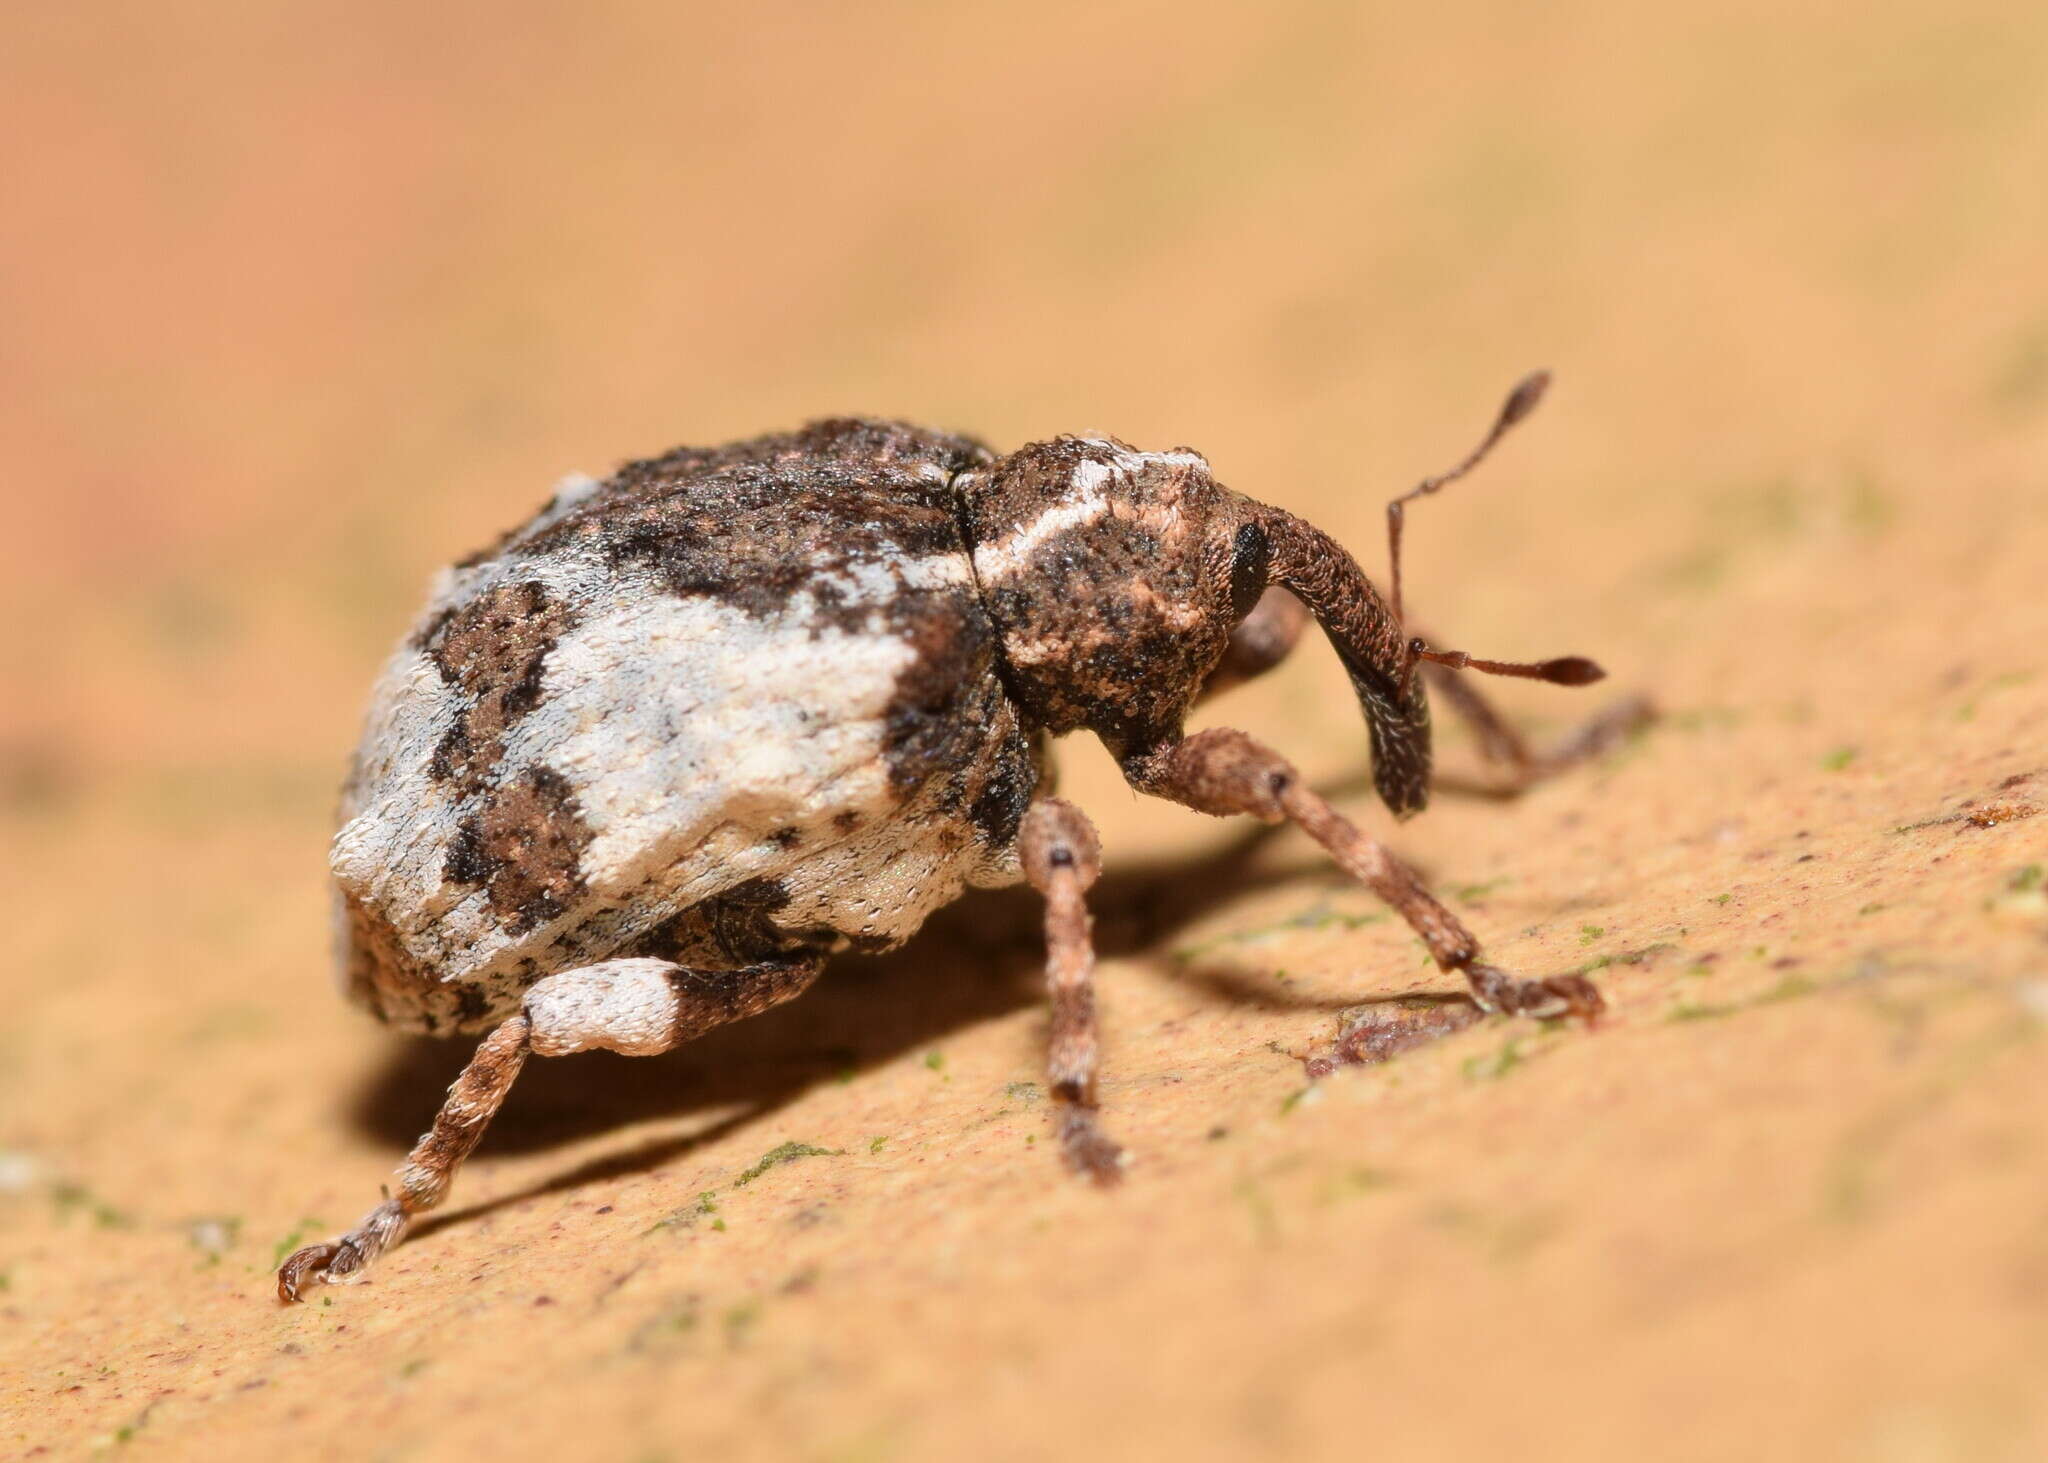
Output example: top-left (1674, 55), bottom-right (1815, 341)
top-left (283, 388), bottom-right (1648, 1301)
top-left (334, 420), bottom-right (1040, 1038)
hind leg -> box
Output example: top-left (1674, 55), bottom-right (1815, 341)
top-left (277, 953), bottom-right (823, 1301)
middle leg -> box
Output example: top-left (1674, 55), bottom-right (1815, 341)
top-left (1018, 796), bottom-right (1126, 1183)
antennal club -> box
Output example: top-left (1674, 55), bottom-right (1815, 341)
top-left (1386, 369), bottom-right (1551, 629)
top-left (1409, 640), bottom-right (1605, 687)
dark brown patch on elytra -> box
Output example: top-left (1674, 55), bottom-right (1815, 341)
top-left (402, 416), bottom-right (1047, 976)
top-left (444, 765), bottom-right (593, 933)
top-left (511, 418), bottom-right (990, 637)
top-left (879, 592), bottom-right (996, 794)
top-left (444, 417), bottom-right (1026, 825)
top-left (967, 714), bottom-right (1042, 850)
top-left (422, 580), bottom-right (580, 787)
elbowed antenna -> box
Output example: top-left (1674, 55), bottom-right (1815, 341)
top-left (1384, 369), bottom-right (1609, 690)
top-left (1250, 370), bottom-right (1605, 819)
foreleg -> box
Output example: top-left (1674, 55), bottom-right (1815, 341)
top-left (1125, 728), bottom-right (1601, 1020)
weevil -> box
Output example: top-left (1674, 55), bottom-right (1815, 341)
top-left (278, 374), bottom-right (1649, 1300)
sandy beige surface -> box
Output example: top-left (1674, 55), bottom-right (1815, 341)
top-left (4, 2), bottom-right (2047, 1459)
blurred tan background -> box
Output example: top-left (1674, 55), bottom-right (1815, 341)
top-left (4, 2), bottom-right (2045, 1459)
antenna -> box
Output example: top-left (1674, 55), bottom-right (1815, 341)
top-left (1409, 640), bottom-right (1605, 686)
top-left (1386, 369), bottom-right (1550, 628)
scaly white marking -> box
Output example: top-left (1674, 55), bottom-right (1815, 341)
top-left (971, 442), bottom-right (1213, 582)
top-left (525, 959), bottom-right (683, 1056)
top-left (973, 484), bottom-right (1114, 580)
top-left (333, 542), bottom-right (1000, 1001)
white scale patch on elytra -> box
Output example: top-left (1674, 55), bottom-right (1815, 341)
top-left (331, 548), bottom-right (620, 979)
top-left (519, 563), bottom-right (931, 897)
top-left (333, 537), bottom-right (1013, 1021)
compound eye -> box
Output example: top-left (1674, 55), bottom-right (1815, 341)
top-left (1227, 522), bottom-right (1270, 620)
